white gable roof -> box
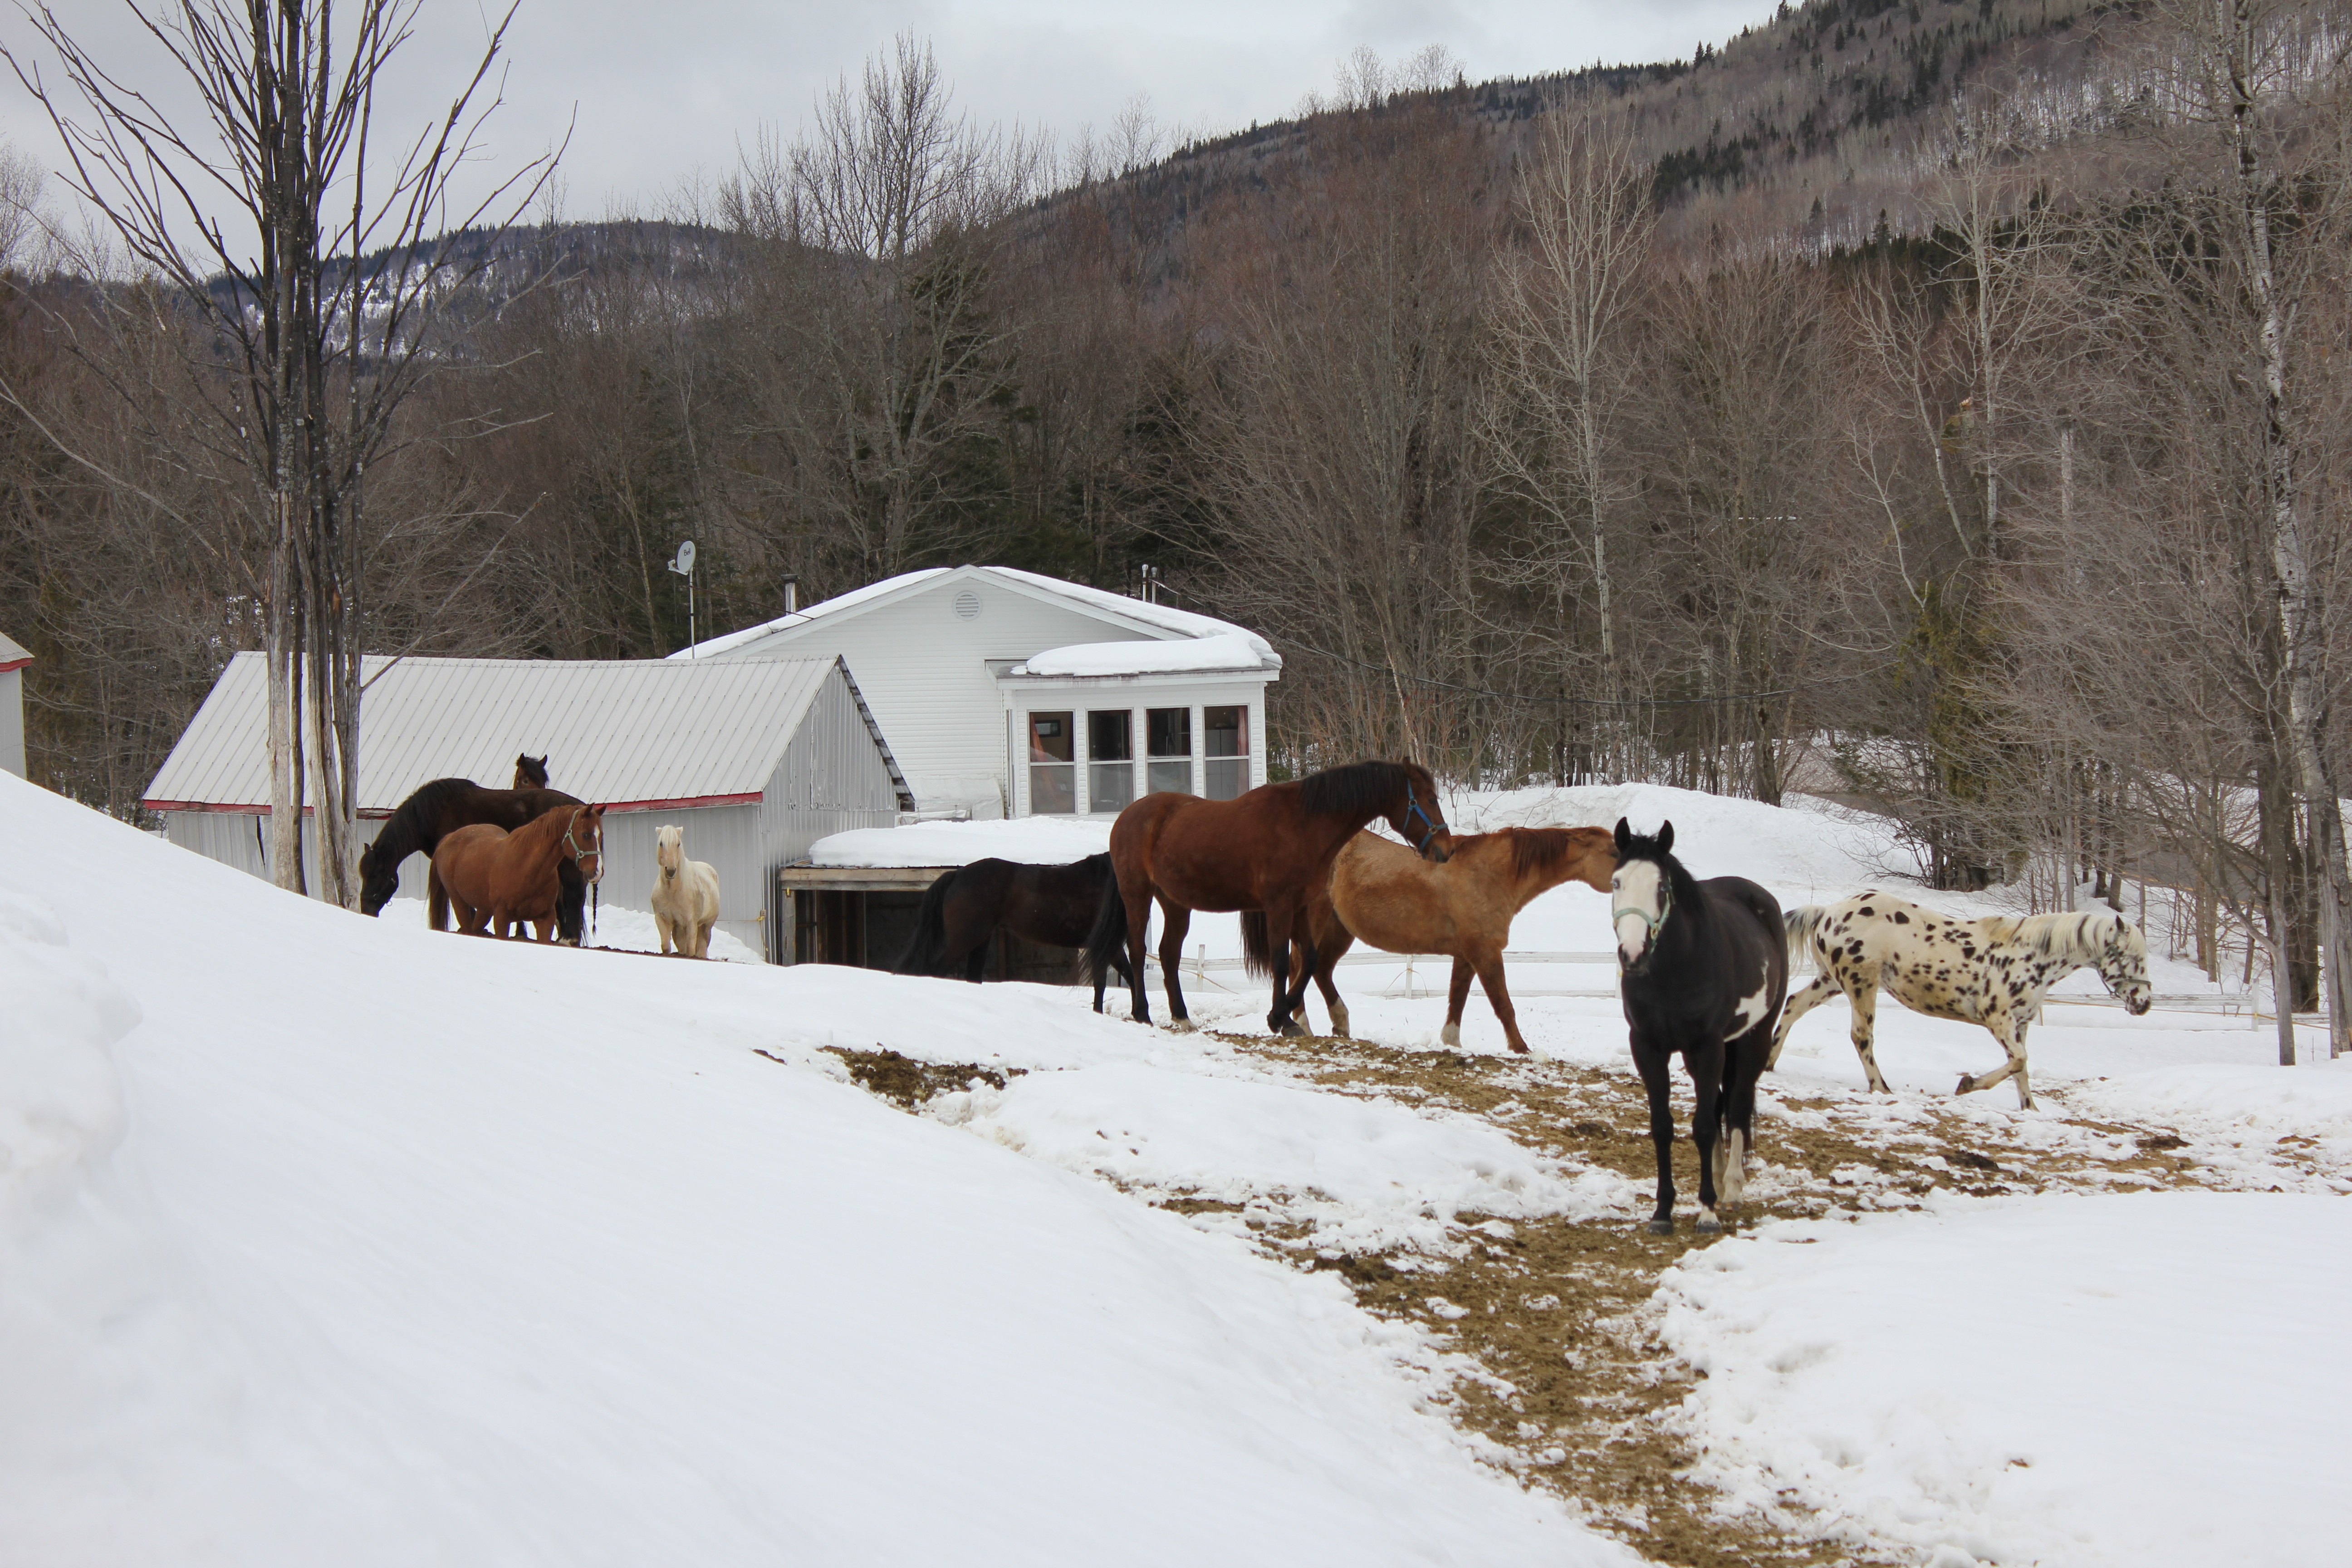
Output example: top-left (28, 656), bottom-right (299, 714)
top-left (146, 653), bottom-right (899, 814)
top-left (674, 565), bottom-right (1280, 668)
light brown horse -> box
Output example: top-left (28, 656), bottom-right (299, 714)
top-left (430, 804), bottom-right (606, 941)
top-left (1083, 760), bottom-right (1451, 1036)
top-left (1250, 826), bottom-right (1617, 1054)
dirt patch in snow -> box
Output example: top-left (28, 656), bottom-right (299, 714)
top-left (1206, 1035), bottom-right (2232, 1568)
top-left (823, 1047), bottom-right (1010, 1108)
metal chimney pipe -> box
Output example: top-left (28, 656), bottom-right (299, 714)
top-left (782, 572), bottom-right (799, 615)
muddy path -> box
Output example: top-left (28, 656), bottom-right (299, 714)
top-left (1185, 1035), bottom-right (2235, 1567)
top-left (820, 1033), bottom-right (2263, 1566)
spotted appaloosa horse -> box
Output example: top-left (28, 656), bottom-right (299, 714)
top-left (1611, 818), bottom-right (1787, 1235)
top-left (1767, 892), bottom-right (2152, 1110)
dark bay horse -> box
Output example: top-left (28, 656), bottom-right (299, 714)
top-left (514, 754), bottom-right (550, 789)
top-left (895, 854), bottom-right (1132, 1004)
top-left (431, 804), bottom-right (606, 941)
top-left (1249, 825), bottom-right (1618, 1054)
top-left (1610, 818), bottom-right (1787, 1235)
top-left (1083, 760), bottom-right (1451, 1036)
top-left (359, 777), bottom-right (589, 941)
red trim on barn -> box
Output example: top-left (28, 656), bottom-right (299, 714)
top-left (0, 657), bottom-right (30, 675)
top-left (143, 792), bottom-right (762, 816)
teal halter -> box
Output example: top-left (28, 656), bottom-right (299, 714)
top-left (1613, 877), bottom-right (1671, 946)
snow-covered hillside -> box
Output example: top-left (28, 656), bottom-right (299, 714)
top-left (7, 771), bottom-right (2348, 1567)
top-left (0, 774), bottom-right (1623, 1567)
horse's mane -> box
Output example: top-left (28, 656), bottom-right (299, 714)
top-left (2014, 907), bottom-right (2140, 961)
top-left (371, 777), bottom-right (482, 862)
top-left (1506, 825), bottom-right (1608, 881)
top-left (1295, 760), bottom-right (1417, 817)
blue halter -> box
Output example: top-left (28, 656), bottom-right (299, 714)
top-left (1405, 794), bottom-right (1444, 854)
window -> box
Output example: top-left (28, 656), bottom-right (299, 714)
top-left (1028, 711), bottom-right (1075, 814)
top-left (1088, 710), bottom-right (1135, 813)
top-left (1146, 707), bottom-right (1192, 795)
top-left (1205, 706), bottom-right (1250, 800)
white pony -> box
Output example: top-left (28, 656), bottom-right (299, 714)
top-left (1767, 892), bottom-right (2151, 1109)
top-left (652, 824), bottom-right (721, 959)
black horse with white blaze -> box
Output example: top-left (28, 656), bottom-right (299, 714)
top-left (1610, 818), bottom-right (1788, 1235)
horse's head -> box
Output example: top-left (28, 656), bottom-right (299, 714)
top-left (515, 753), bottom-right (550, 789)
top-left (1610, 817), bottom-right (1678, 976)
top-left (566, 805), bottom-right (607, 885)
top-left (655, 823), bottom-right (683, 880)
top-left (2097, 914), bottom-right (2153, 1016)
top-left (1384, 761), bottom-right (1451, 863)
top-left (1566, 825), bottom-right (1619, 892)
top-left (357, 843), bottom-right (399, 916)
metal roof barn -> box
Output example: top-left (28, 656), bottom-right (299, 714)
top-left (144, 652), bottom-right (909, 960)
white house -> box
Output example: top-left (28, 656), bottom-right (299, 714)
top-left (143, 653), bottom-right (906, 960)
top-left (676, 565), bottom-right (1281, 820)
top-left (0, 629), bottom-right (27, 778)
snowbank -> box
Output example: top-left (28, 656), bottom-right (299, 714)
top-left (1657, 1192), bottom-right (2352, 1568)
top-left (0, 773), bottom-right (1626, 1567)
top-left (1019, 632), bottom-right (1270, 676)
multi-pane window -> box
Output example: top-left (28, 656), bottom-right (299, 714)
top-left (1147, 707), bottom-right (1192, 795)
top-left (1205, 706), bottom-right (1249, 800)
top-left (1088, 710), bottom-right (1135, 814)
top-left (1029, 711), bottom-right (1075, 814)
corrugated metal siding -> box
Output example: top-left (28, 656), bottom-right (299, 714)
top-left (709, 577), bottom-right (1157, 813)
top-left (766, 664), bottom-right (903, 962)
top-left (146, 654), bottom-right (845, 812)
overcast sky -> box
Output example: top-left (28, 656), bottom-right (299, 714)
top-left (2, 0), bottom-right (1775, 236)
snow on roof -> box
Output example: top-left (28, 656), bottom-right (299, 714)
top-left (671, 568), bottom-right (953, 660)
top-left (810, 816), bottom-right (1112, 868)
top-left (673, 565), bottom-right (1279, 666)
top-left (1014, 633), bottom-right (1273, 679)
top-left (145, 652), bottom-right (893, 813)
top-left (0, 628), bottom-right (30, 672)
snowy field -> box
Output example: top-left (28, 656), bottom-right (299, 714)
top-left (7, 770), bottom-right (2349, 1564)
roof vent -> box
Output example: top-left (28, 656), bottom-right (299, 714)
top-left (953, 590), bottom-right (982, 621)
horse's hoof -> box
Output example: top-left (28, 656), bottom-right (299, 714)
top-left (1166, 1018), bottom-right (1196, 1034)
top-left (1646, 1217), bottom-right (1674, 1236)
top-left (1440, 1023), bottom-right (1462, 1048)
top-left (1278, 1019), bottom-right (1309, 1039)
top-left (1696, 1210), bottom-right (1723, 1234)
top-left (1506, 1041), bottom-right (1530, 1055)
top-left (1955, 1073), bottom-right (1976, 1095)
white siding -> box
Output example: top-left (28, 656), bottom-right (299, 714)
top-left (763, 662), bottom-right (904, 960)
top-left (0, 667), bottom-right (22, 778)
top-left (708, 576), bottom-right (1160, 814)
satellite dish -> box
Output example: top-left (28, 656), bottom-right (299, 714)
top-left (669, 539), bottom-right (696, 576)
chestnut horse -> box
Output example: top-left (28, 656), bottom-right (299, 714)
top-left (431, 804), bottom-right (606, 941)
top-left (1083, 760), bottom-right (1451, 1036)
top-left (1249, 825), bottom-right (1618, 1054)
top-left (358, 777), bottom-right (588, 941)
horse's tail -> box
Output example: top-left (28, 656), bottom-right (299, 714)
top-left (1081, 873), bottom-right (1131, 994)
top-left (896, 869), bottom-right (958, 975)
top-left (1784, 904), bottom-right (1825, 959)
top-left (1239, 910), bottom-right (1275, 980)
top-left (427, 865), bottom-right (449, 932)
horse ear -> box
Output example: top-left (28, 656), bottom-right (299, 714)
top-left (1657, 821), bottom-right (1674, 854)
top-left (1613, 817), bottom-right (1632, 853)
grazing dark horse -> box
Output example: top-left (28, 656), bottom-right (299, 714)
top-left (431, 804), bottom-right (606, 941)
top-left (514, 754), bottom-right (550, 789)
top-left (1083, 760), bottom-right (1451, 1037)
top-left (358, 777), bottom-right (590, 942)
top-left (1610, 818), bottom-right (1787, 1235)
top-left (895, 854), bottom-right (1132, 1004)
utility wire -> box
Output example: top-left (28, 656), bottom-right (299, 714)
top-left (1284, 638), bottom-right (1879, 710)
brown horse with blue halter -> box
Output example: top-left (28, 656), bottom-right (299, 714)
top-left (1083, 760), bottom-right (1451, 1036)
